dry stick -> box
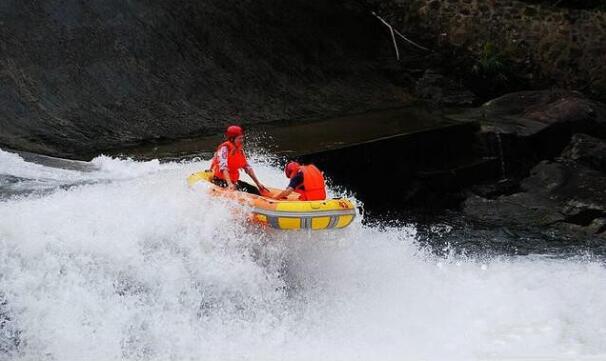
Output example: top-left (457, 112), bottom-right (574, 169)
top-left (371, 11), bottom-right (430, 61)
top-left (372, 11), bottom-right (400, 60)
top-left (393, 28), bottom-right (430, 52)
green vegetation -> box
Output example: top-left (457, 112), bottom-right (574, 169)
top-left (472, 41), bottom-right (509, 82)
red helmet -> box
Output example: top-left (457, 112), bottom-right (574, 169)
top-left (284, 161), bottom-right (301, 178)
top-left (225, 125), bottom-right (243, 138)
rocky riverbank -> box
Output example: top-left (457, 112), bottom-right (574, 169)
top-left (330, 89), bottom-right (605, 243)
top-left (465, 136), bottom-right (606, 240)
top-left (456, 90), bottom-right (606, 240)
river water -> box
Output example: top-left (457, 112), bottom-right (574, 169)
top-left (1, 148), bottom-right (606, 360)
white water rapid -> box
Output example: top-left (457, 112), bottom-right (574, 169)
top-left (1, 148), bottom-right (605, 361)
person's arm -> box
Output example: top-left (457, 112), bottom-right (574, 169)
top-left (218, 146), bottom-right (236, 190)
top-left (222, 169), bottom-right (236, 190)
top-left (273, 187), bottom-right (294, 199)
top-left (244, 166), bottom-right (267, 192)
top-left (273, 172), bottom-right (302, 199)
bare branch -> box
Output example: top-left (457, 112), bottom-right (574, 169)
top-left (372, 11), bottom-right (400, 60)
top-left (393, 28), bottom-right (430, 52)
top-left (372, 11), bottom-right (430, 61)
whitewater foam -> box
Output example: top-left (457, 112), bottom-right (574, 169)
top-left (1, 149), bottom-right (605, 361)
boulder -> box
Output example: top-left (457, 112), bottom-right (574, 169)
top-left (453, 90), bottom-right (606, 137)
top-left (560, 133), bottom-right (606, 172)
top-left (463, 135), bottom-right (606, 239)
top-left (450, 90), bottom-right (606, 178)
top-left (463, 191), bottom-right (564, 227)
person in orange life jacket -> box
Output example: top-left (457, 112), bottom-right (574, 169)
top-left (272, 161), bottom-right (327, 201)
top-left (210, 125), bottom-right (268, 195)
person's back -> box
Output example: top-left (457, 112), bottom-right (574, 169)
top-left (273, 162), bottom-right (327, 201)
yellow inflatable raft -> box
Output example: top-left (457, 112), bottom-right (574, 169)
top-left (187, 170), bottom-right (356, 230)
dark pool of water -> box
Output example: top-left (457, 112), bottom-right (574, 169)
top-left (113, 107), bottom-right (452, 159)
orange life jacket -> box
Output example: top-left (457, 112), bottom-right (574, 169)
top-left (211, 141), bottom-right (248, 182)
top-left (294, 164), bottom-right (327, 201)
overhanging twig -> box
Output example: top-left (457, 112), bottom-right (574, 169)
top-left (372, 11), bottom-right (430, 61)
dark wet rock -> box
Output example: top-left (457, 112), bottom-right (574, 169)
top-left (467, 178), bottom-right (521, 199)
top-left (415, 69), bottom-right (477, 106)
top-left (0, 0), bottom-right (409, 159)
top-left (413, 212), bottom-right (606, 256)
top-left (464, 191), bottom-right (564, 228)
top-left (457, 90), bottom-right (606, 137)
top-left (561, 133), bottom-right (606, 172)
top-left (464, 153), bottom-right (606, 240)
top-left (442, 93), bottom-right (606, 241)
top-left (450, 90), bottom-right (606, 179)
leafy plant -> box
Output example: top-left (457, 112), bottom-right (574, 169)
top-left (472, 41), bottom-right (509, 82)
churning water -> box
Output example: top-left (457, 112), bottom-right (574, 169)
top-left (1, 148), bottom-right (605, 361)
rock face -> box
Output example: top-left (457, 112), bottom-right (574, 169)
top-left (451, 90), bottom-right (606, 240)
top-left (371, 0), bottom-right (606, 99)
top-left (0, 0), bottom-right (407, 158)
top-left (561, 133), bottom-right (606, 172)
top-left (473, 90), bottom-right (606, 136)
top-left (302, 89), bottom-right (606, 217)
top-left (450, 90), bottom-right (606, 177)
top-left (415, 69), bottom-right (477, 106)
top-left (464, 135), bottom-right (606, 239)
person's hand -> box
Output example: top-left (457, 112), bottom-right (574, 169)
top-left (227, 183), bottom-right (237, 191)
top-left (259, 185), bottom-right (272, 197)
top-left (258, 184), bottom-right (269, 192)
